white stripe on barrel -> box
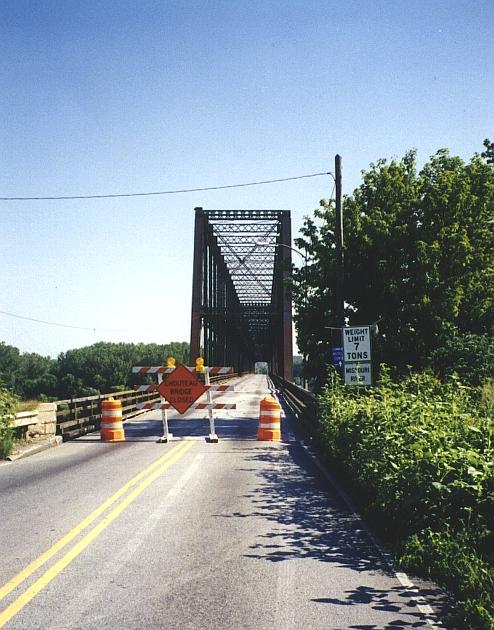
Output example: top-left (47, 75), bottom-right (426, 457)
top-left (100, 421), bottom-right (124, 429)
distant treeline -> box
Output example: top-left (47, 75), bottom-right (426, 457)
top-left (0, 341), bottom-right (189, 400)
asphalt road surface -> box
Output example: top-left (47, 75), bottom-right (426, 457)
top-left (0, 375), bottom-right (446, 629)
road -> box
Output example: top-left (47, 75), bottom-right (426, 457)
top-left (0, 375), bottom-right (445, 629)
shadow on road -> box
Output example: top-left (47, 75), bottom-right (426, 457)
top-left (313, 583), bottom-right (444, 629)
top-left (230, 444), bottom-right (384, 571)
top-left (122, 415), bottom-right (260, 440)
top-left (216, 442), bottom-right (449, 628)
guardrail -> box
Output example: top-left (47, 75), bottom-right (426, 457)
top-left (56, 389), bottom-right (160, 441)
top-left (271, 375), bottom-right (321, 436)
top-left (209, 372), bottom-right (238, 383)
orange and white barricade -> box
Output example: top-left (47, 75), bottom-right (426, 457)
top-left (257, 396), bottom-right (281, 441)
top-left (100, 397), bottom-right (125, 442)
top-left (132, 357), bottom-right (235, 443)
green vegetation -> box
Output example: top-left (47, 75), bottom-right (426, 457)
top-left (293, 140), bottom-right (494, 385)
top-left (15, 400), bottom-right (41, 412)
top-left (0, 341), bottom-right (189, 401)
top-left (0, 384), bottom-right (18, 458)
top-left (430, 332), bottom-right (494, 386)
top-left (318, 369), bottom-right (494, 629)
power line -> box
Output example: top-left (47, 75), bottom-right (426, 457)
top-left (0, 310), bottom-right (138, 333)
top-left (0, 171), bottom-right (332, 201)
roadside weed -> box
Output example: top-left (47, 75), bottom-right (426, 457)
top-left (318, 368), bottom-right (494, 629)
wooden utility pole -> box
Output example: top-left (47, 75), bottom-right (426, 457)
top-left (334, 155), bottom-right (344, 350)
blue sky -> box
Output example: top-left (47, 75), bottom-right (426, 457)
top-left (1, 0), bottom-right (493, 358)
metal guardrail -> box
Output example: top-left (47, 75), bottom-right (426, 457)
top-left (271, 375), bottom-right (321, 436)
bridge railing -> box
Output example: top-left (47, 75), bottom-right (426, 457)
top-left (271, 375), bottom-right (321, 437)
top-left (209, 372), bottom-right (238, 383)
top-left (56, 389), bottom-right (160, 441)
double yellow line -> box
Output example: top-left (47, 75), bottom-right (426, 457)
top-left (0, 440), bottom-right (194, 627)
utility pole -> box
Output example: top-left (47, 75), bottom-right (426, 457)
top-left (334, 155), bottom-right (344, 355)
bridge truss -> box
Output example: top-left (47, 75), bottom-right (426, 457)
top-left (190, 208), bottom-right (293, 380)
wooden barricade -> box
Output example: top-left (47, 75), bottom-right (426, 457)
top-left (132, 357), bottom-right (236, 443)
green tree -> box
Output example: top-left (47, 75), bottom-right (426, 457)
top-left (0, 342), bottom-right (22, 393)
top-left (0, 343), bottom-right (56, 399)
top-left (55, 341), bottom-right (190, 399)
top-left (18, 352), bottom-right (57, 399)
top-left (0, 340), bottom-right (189, 401)
top-left (0, 383), bottom-right (17, 458)
top-left (481, 138), bottom-right (494, 164)
top-left (430, 333), bottom-right (494, 385)
top-left (293, 142), bottom-right (494, 379)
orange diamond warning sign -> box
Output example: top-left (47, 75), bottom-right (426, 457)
top-left (157, 364), bottom-right (207, 414)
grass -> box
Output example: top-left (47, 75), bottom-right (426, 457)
top-left (15, 400), bottom-right (40, 413)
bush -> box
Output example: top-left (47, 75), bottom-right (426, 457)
top-left (430, 332), bottom-right (494, 385)
top-left (317, 367), bottom-right (494, 628)
top-left (0, 385), bottom-right (18, 458)
top-left (401, 529), bottom-right (494, 629)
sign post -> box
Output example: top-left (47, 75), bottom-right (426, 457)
top-left (342, 326), bottom-right (372, 386)
top-left (157, 356), bottom-right (177, 441)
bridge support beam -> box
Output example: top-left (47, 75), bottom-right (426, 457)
top-left (190, 207), bottom-right (205, 363)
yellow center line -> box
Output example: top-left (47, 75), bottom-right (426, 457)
top-left (0, 439), bottom-right (195, 628)
top-left (0, 440), bottom-right (189, 604)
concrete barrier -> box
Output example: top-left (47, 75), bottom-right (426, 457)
top-left (14, 403), bottom-right (57, 439)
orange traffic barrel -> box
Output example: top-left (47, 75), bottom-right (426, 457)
top-left (100, 398), bottom-right (125, 442)
top-left (257, 396), bottom-right (281, 441)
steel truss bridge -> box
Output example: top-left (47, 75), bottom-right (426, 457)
top-left (190, 208), bottom-right (293, 380)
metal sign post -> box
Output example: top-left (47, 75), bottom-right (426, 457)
top-left (204, 369), bottom-right (217, 442)
top-left (156, 371), bottom-right (171, 442)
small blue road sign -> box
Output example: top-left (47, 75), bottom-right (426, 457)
top-left (331, 346), bottom-right (344, 369)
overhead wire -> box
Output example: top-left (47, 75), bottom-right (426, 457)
top-left (1, 171), bottom-right (334, 333)
top-left (0, 171), bottom-right (332, 201)
top-left (0, 310), bottom-right (140, 333)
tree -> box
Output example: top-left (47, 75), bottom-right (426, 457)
top-left (0, 342), bottom-right (56, 399)
top-left (481, 138), bottom-right (494, 164)
top-left (0, 340), bottom-right (190, 400)
top-left (55, 341), bottom-right (190, 399)
top-left (18, 352), bottom-right (57, 399)
top-left (429, 332), bottom-right (494, 385)
top-left (0, 342), bottom-right (22, 393)
top-left (293, 142), bottom-right (494, 381)
top-left (0, 383), bottom-right (17, 458)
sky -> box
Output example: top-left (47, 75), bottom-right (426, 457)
top-left (1, 0), bottom-right (493, 358)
